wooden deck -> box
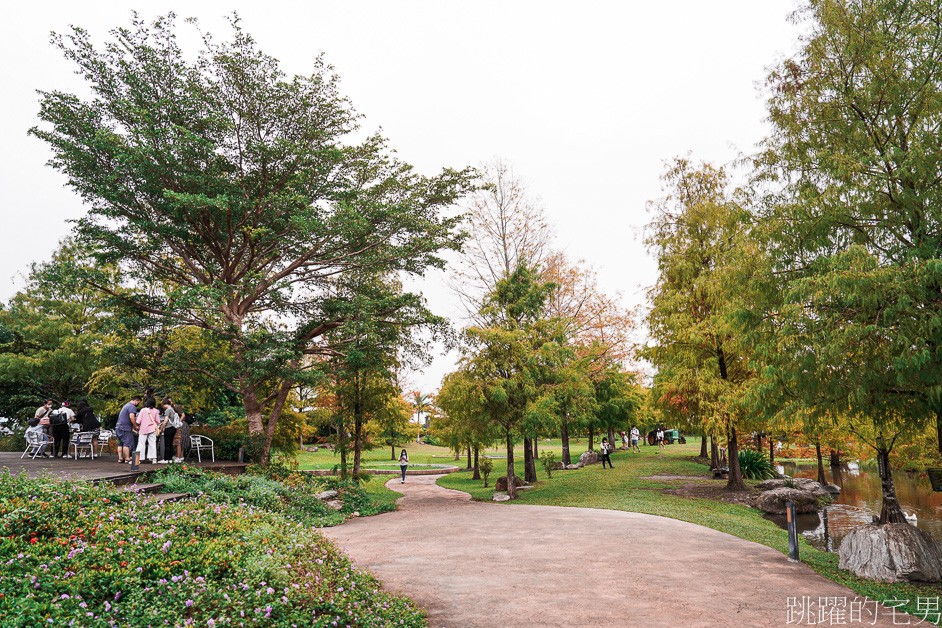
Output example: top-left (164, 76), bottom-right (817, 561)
top-left (0, 451), bottom-right (248, 485)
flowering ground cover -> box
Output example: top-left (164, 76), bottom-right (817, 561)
top-left (0, 472), bottom-right (425, 627)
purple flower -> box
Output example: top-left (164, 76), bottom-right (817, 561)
top-left (185, 600), bottom-right (193, 607)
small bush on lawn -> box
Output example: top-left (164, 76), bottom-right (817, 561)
top-left (145, 463), bottom-right (394, 527)
top-left (0, 472), bottom-right (425, 627)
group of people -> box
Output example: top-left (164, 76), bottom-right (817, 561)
top-left (115, 396), bottom-right (190, 464)
top-left (24, 395), bottom-right (191, 464)
top-left (26, 399), bottom-right (101, 458)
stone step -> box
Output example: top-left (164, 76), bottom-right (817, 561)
top-left (120, 482), bottom-right (164, 495)
top-left (146, 492), bottom-right (189, 504)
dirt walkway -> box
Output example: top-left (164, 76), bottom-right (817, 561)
top-left (321, 475), bottom-right (905, 627)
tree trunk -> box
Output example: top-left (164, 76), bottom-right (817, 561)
top-left (532, 437), bottom-right (538, 462)
top-left (472, 447), bottom-right (480, 480)
top-left (725, 421), bottom-right (747, 490)
top-left (710, 434), bottom-right (720, 471)
top-left (936, 409), bottom-right (942, 457)
top-left (506, 431), bottom-right (517, 500)
top-left (454, 448), bottom-right (460, 461)
top-left (699, 432), bottom-right (708, 458)
top-left (607, 427), bottom-right (616, 451)
top-left (391, 443), bottom-right (396, 460)
top-left (756, 432), bottom-right (763, 452)
top-left (560, 420), bottom-right (571, 466)
top-left (877, 446), bottom-right (907, 524)
top-left (523, 437), bottom-right (537, 484)
top-left (815, 442), bottom-right (826, 486)
top-left (588, 427), bottom-right (595, 452)
top-left (352, 372), bottom-right (363, 484)
top-left (466, 446), bottom-right (472, 470)
top-left (829, 449), bottom-right (841, 468)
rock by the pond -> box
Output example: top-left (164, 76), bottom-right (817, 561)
top-left (755, 487), bottom-right (821, 514)
top-left (326, 500), bottom-right (343, 510)
top-left (755, 478), bottom-right (829, 497)
top-left (495, 475), bottom-right (527, 492)
top-left (579, 451), bottom-right (599, 466)
top-left (492, 493), bottom-right (511, 502)
top-left (839, 523), bottom-right (942, 582)
top-left (823, 483), bottom-right (841, 495)
top-left (315, 490), bottom-right (339, 500)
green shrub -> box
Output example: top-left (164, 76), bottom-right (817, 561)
top-left (540, 451), bottom-right (557, 479)
top-left (145, 463), bottom-right (394, 526)
top-left (0, 471), bottom-right (424, 627)
top-left (479, 457), bottom-right (494, 487)
top-left (738, 449), bottom-right (775, 480)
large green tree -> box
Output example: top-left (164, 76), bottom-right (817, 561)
top-left (644, 158), bottom-right (757, 490)
top-left (31, 14), bottom-right (475, 460)
top-left (753, 0), bottom-right (942, 523)
top-left (459, 263), bottom-right (560, 499)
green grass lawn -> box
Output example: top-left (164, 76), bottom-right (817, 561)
top-left (438, 439), bottom-right (942, 624)
top-left (295, 437), bottom-right (600, 470)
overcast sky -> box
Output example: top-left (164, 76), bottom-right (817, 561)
top-left (2, 0), bottom-right (803, 395)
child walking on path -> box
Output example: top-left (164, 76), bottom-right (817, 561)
top-left (600, 438), bottom-right (614, 469)
top-left (398, 449), bottom-right (409, 484)
top-left (135, 398), bottom-right (161, 463)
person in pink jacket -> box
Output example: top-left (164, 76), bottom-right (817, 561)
top-left (135, 397), bottom-right (161, 463)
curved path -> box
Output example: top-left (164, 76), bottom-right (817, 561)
top-left (322, 475), bottom-right (903, 627)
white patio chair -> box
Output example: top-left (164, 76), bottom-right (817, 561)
top-left (96, 429), bottom-right (114, 456)
top-left (22, 431), bottom-right (48, 459)
top-left (69, 432), bottom-right (96, 460)
top-left (187, 435), bottom-right (215, 463)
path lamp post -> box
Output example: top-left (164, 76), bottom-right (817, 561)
top-left (786, 501), bottom-right (800, 562)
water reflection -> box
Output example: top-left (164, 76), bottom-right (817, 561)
top-left (764, 461), bottom-right (942, 552)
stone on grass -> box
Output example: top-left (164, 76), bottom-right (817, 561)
top-left (492, 493), bottom-right (511, 502)
top-left (839, 523), bottom-right (942, 582)
top-left (495, 475), bottom-right (527, 492)
top-left (326, 500), bottom-right (343, 510)
top-left (315, 490), bottom-right (339, 500)
top-left (566, 464), bottom-right (580, 470)
top-left (755, 487), bottom-right (820, 514)
top-left (579, 451), bottom-right (599, 466)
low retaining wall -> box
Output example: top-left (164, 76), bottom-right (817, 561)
top-left (304, 465), bottom-right (460, 477)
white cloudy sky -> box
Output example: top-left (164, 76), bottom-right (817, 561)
top-left (1, 0), bottom-right (804, 394)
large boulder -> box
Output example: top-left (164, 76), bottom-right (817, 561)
top-left (755, 487), bottom-right (821, 514)
top-left (839, 523), bottom-right (942, 582)
top-left (755, 478), bottom-right (829, 498)
top-left (579, 451), bottom-right (599, 466)
top-left (495, 475), bottom-right (527, 492)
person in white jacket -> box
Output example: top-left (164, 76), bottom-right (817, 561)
top-left (599, 438), bottom-right (614, 469)
top-left (398, 449), bottom-right (409, 483)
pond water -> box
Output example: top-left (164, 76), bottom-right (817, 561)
top-left (764, 461), bottom-right (942, 552)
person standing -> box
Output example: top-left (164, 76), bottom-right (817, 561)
top-left (621, 430), bottom-right (629, 450)
top-left (49, 401), bottom-right (74, 458)
top-left (600, 437), bottom-right (614, 469)
top-left (398, 449), bottom-right (409, 484)
top-left (135, 398), bottom-right (161, 463)
top-left (115, 396), bottom-right (141, 463)
top-left (656, 425), bottom-right (666, 451)
top-left (173, 405), bottom-right (189, 462)
top-left (158, 398), bottom-right (182, 463)
top-left (34, 400), bottom-right (54, 437)
top-left (630, 425), bottom-right (641, 454)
